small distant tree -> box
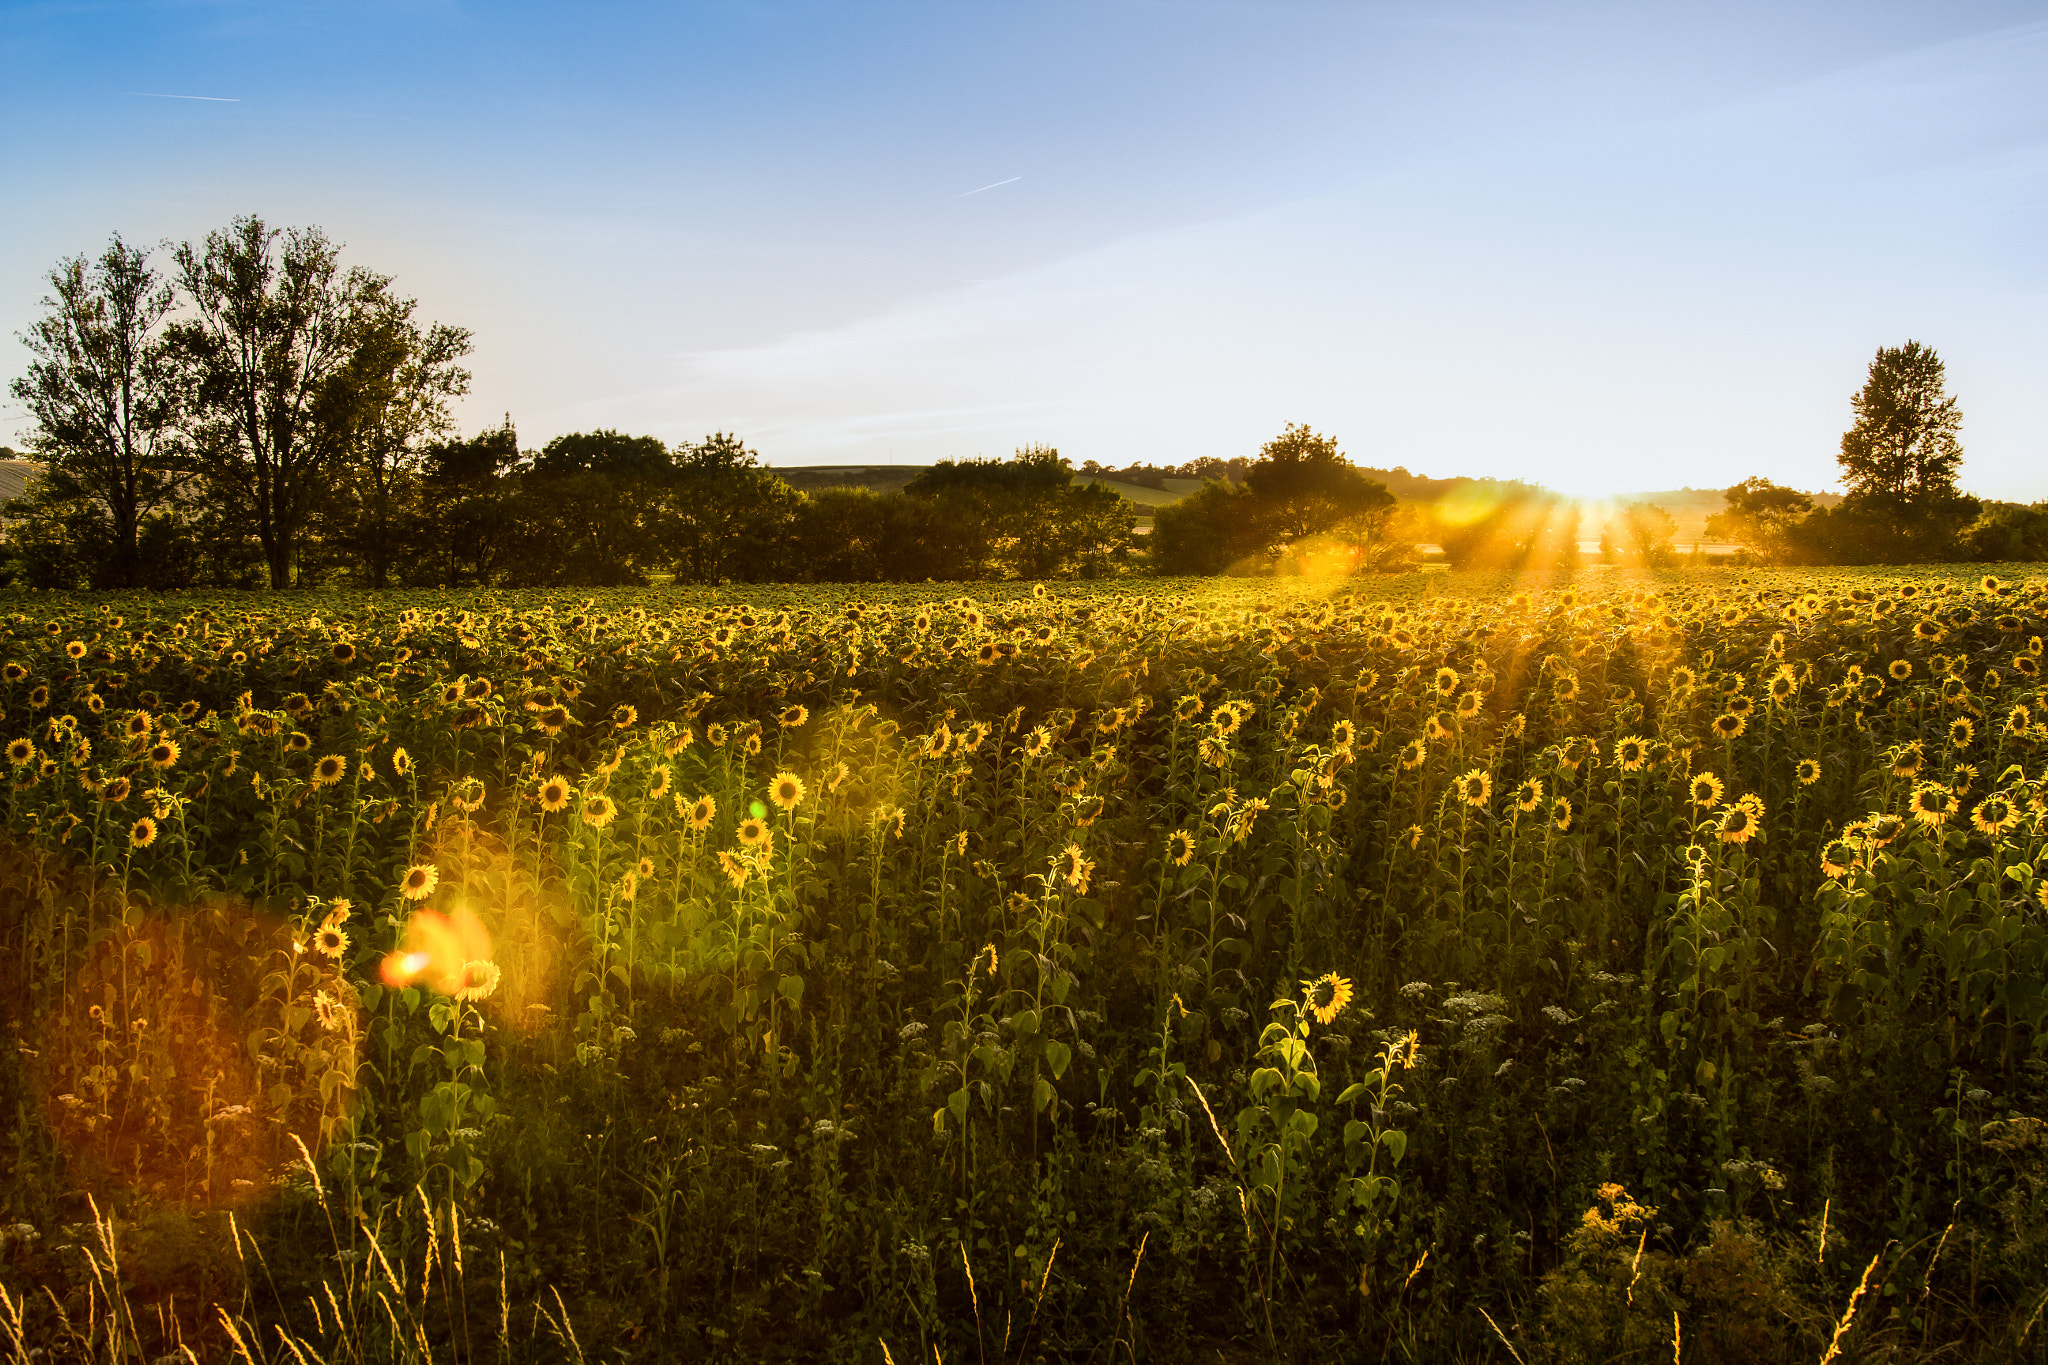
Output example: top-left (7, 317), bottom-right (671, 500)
top-left (662, 433), bottom-right (803, 583)
top-left (1600, 502), bottom-right (1676, 566)
top-left (1705, 478), bottom-right (1812, 563)
top-left (1242, 424), bottom-right (1396, 556)
top-left (1834, 341), bottom-right (1977, 559)
top-left (417, 419), bottom-right (523, 586)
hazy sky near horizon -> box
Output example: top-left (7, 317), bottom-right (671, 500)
top-left (3, 1), bottom-right (2045, 499)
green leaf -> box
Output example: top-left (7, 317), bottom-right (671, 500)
top-left (1044, 1039), bottom-right (1072, 1079)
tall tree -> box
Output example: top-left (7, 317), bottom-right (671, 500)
top-left (169, 216), bottom-right (426, 588)
top-left (9, 235), bottom-right (185, 587)
top-left (1836, 341), bottom-right (1975, 555)
top-left (322, 302), bottom-right (472, 587)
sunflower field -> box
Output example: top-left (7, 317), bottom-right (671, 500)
top-left (2, 566), bottom-right (2047, 1363)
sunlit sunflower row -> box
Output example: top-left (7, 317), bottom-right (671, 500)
top-left (2, 564), bottom-right (2046, 1358)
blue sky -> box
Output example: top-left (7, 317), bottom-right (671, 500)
top-left (3, 1), bottom-right (2045, 498)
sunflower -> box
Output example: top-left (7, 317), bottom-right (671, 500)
top-left (314, 921), bottom-right (349, 959)
top-left (684, 794), bottom-right (716, 830)
top-left (743, 733), bottom-right (762, 757)
top-left (770, 771), bottom-right (806, 810)
top-left (1819, 839), bottom-right (1858, 879)
top-left (1456, 690), bottom-right (1483, 719)
top-left (581, 794), bottom-right (618, 829)
top-left (1303, 972), bottom-right (1354, 1026)
top-left (1166, 830), bottom-right (1195, 866)
top-left (1724, 694), bottom-right (1754, 717)
top-left (28, 686), bottom-right (49, 709)
top-left (716, 850), bottom-right (750, 890)
top-left (1330, 719), bottom-right (1356, 750)
top-left (0, 663), bottom-right (23, 683)
top-left (779, 704), bottom-right (809, 728)
top-left (1795, 758), bottom-right (1821, 786)
top-left (1767, 672), bottom-right (1795, 703)
top-left (1891, 743), bottom-right (1923, 778)
top-left (312, 754), bottom-right (347, 787)
top-left (1614, 736), bottom-right (1647, 772)
top-left (1457, 769), bottom-right (1491, 808)
top-left (100, 776), bottom-right (130, 803)
top-left (1913, 618), bottom-right (1945, 642)
top-left (1888, 659), bottom-right (1913, 681)
top-left (124, 711), bottom-right (151, 739)
top-left (618, 870), bottom-right (638, 903)
top-left (399, 864), bottom-right (440, 900)
top-left (1175, 695), bottom-right (1204, 721)
top-left (1688, 772), bottom-right (1725, 807)
top-left (128, 816), bottom-right (157, 849)
top-left (975, 643), bottom-right (999, 666)
top-left (538, 705), bottom-right (571, 735)
top-left (391, 747), bottom-right (413, 777)
top-left (1865, 813), bottom-right (1905, 847)
top-left (1552, 675), bottom-right (1579, 703)
top-left (5, 739), bottom-right (34, 767)
top-left (738, 816), bottom-right (770, 846)
top-left (1023, 728), bottom-right (1051, 759)
top-left (331, 640), bottom-right (356, 663)
top-left (1399, 738), bottom-right (1427, 770)
top-left (636, 856), bottom-right (655, 880)
top-left (147, 739), bottom-right (179, 769)
top-left (705, 722), bottom-right (729, 747)
top-left (612, 703), bottom-right (638, 729)
top-left (665, 728), bottom-right (694, 755)
top-left (1434, 666), bottom-right (1460, 696)
top-left (1711, 712), bottom-right (1747, 740)
top-left (1717, 803), bottom-right (1758, 844)
top-left (1551, 797), bottom-right (1574, 833)
top-left (1948, 717), bottom-right (1974, 747)
top-left (453, 960), bottom-right (501, 1003)
top-left (1514, 777), bottom-right (1544, 812)
top-left (1059, 843), bottom-right (1095, 893)
top-left (1907, 783), bottom-right (1954, 828)
top-left (537, 775), bottom-right (571, 812)
top-left (64, 640), bottom-right (85, 660)
top-left (312, 990), bottom-right (343, 1032)
top-left (1972, 795), bottom-right (2018, 837)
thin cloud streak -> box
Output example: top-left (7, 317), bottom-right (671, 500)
top-left (953, 175), bottom-right (1021, 198)
top-left (131, 92), bottom-right (240, 101)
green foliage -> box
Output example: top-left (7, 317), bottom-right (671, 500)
top-left (1706, 477), bottom-right (1815, 564)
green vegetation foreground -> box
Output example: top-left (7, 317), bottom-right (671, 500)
top-left (2, 566), bottom-right (2046, 1362)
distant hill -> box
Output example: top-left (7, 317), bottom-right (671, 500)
top-left (0, 459), bottom-right (37, 506)
top-left (768, 464), bottom-right (923, 496)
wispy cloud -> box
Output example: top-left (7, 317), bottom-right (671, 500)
top-left (953, 175), bottom-right (1020, 198)
top-left (131, 92), bottom-right (240, 102)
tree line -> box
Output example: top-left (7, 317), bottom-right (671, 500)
top-left (0, 221), bottom-right (1146, 589)
top-left (8, 220), bottom-right (2033, 588)
top-left (1, 218), bottom-right (1412, 589)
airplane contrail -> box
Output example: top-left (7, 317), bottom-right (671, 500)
top-left (954, 176), bottom-right (1021, 198)
top-left (133, 92), bottom-right (241, 102)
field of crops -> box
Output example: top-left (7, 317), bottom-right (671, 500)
top-left (1, 565), bottom-right (2046, 1363)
